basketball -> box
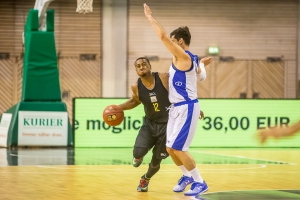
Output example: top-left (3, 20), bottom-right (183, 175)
top-left (102, 104), bottom-right (124, 126)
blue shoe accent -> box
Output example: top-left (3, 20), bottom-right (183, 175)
top-left (184, 181), bottom-right (208, 196)
top-left (137, 175), bottom-right (149, 192)
top-left (132, 157), bottom-right (143, 168)
top-left (173, 175), bottom-right (194, 192)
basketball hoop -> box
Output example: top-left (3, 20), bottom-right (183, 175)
top-left (76, 0), bottom-right (93, 14)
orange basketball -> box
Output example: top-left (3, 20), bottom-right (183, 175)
top-left (102, 104), bottom-right (124, 126)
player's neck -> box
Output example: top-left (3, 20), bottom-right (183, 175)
top-left (180, 43), bottom-right (189, 50)
top-left (140, 73), bottom-right (155, 90)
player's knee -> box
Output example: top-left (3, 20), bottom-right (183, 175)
top-left (166, 147), bottom-right (173, 155)
top-left (133, 147), bottom-right (148, 159)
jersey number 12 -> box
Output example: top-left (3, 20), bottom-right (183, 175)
top-left (153, 103), bottom-right (160, 112)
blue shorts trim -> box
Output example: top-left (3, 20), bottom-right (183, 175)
top-left (174, 99), bottom-right (198, 107)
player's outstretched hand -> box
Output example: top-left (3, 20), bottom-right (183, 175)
top-left (200, 57), bottom-right (212, 67)
top-left (256, 121), bottom-right (300, 144)
top-left (144, 3), bottom-right (152, 18)
top-left (199, 110), bottom-right (204, 120)
top-left (257, 128), bottom-right (282, 144)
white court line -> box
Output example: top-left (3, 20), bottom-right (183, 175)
top-left (189, 150), bottom-right (297, 165)
top-left (202, 188), bottom-right (300, 195)
top-left (1, 170), bottom-right (300, 174)
top-left (8, 151), bottom-right (294, 165)
top-left (34, 164), bottom-right (267, 171)
top-left (10, 150), bottom-right (297, 165)
top-left (35, 165), bottom-right (266, 172)
top-left (0, 163), bottom-right (297, 174)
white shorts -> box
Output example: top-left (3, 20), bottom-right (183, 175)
top-left (166, 100), bottom-right (200, 151)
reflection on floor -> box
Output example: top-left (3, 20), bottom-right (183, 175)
top-left (0, 147), bottom-right (293, 166)
top-left (0, 147), bottom-right (299, 200)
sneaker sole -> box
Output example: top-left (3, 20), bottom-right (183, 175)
top-left (137, 187), bottom-right (148, 192)
top-left (184, 188), bottom-right (209, 196)
top-left (173, 188), bottom-right (185, 193)
top-left (132, 158), bottom-right (143, 168)
top-left (133, 164), bottom-right (141, 168)
top-left (173, 182), bottom-right (193, 193)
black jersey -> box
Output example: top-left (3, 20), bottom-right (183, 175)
top-left (138, 72), bottom-right (171, 124)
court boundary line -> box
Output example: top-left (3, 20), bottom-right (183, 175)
top-left (190, 150), bottom-right (296, 165)
top-left (202, 188), bottom-right (300, 195)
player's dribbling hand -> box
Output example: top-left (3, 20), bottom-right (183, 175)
top-left (199, 110), bottom-right (204, 120)
top-left (200, 57), bottom-right (212, 67)
top-left (144, 3), bottom-right (152, 18)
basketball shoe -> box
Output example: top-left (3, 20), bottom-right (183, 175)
top-left (132, 157), bottom-right (143, 167)
top-left (184, 181), bottom-right (208, 196)
top-left (137, 174), bottom-right (150, 192)
top-left (173, 175), bottom-right (194, 192)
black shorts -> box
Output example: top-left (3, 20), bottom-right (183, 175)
top-left (134, 118), bottom-right (169, 159)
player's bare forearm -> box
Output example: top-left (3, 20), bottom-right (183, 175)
top-left (144, 4), bottom-right (168, 42)
top-left (144, 3), bottom-right (188, 65)
top-left (286, 121), bottom-right (300, 136)
top-left (257, 120), bottom-right (300, 144)
top-left (119, 99), bottom-right (140, 111)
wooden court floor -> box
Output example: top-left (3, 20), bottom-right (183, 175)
top-left (0, 148), bottom-right (299, 200)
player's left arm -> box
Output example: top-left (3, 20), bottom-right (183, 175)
top-left (144, 3), bottom-right (190, 70)
top-left (158, 72), bottom-right (169, 91)
top-left (197, 57), bottom-right (212, 81)
top-left (119, 83), bottom-right (141, 110)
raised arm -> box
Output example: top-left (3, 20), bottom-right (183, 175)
top-left (196, 56), bottom-right (212, 81)
top-left (143, 4), bottom-right (190, 70)
top-left (118, 83), bottom-right (141, 110)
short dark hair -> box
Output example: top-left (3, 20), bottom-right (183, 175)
top-left (170, 26), bottom-right (191, 45)
top-left (134, 57), bottom-right (150, 65)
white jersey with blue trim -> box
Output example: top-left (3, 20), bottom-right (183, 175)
top-left (168, 50), bottom-right (199, 104)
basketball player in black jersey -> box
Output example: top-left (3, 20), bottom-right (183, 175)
top-left (118, 57), bottom-right (170, 192)
top-left (118, 57), bottom-right (210, 192)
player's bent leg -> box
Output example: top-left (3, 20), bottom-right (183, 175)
top-left (166, 147), bottom-right (183, 166)
top-left (168, 148), bottom-right (196, 192)
top-left (146, 156), bottom-right (161, 177)
top-left (137, 154), bottom-right (163, 192)
top-left (132, 157), bottom-right (144, 167)
top-left (132, 147), bottom-right (148, 167)
top-left (173, 150), bottom-right (196, 170)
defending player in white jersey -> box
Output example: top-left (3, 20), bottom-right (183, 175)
top-left (144, 3), bottom-right (211, 197)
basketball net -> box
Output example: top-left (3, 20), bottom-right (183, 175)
top-left (76, 0), bottom-right (93, 14)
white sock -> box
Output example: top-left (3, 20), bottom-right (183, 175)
top-left (178, 165), bottom-right (191, 177)
top-left (189, 167), bottom-right (204, 183)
